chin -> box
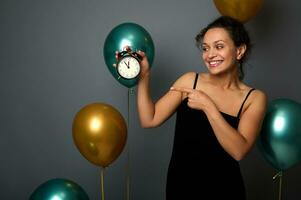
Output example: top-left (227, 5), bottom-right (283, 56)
top-left (208, 67), bottom-right (223, 74)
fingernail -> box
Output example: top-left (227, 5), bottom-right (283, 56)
top-left (170, 87), bottom-right (174, 90)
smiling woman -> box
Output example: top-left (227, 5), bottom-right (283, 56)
top-left (136, 15), bottom-right (267, 199)
top-left (196, 16), bottom-right (251, 80)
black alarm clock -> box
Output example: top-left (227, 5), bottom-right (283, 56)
top-left (115, 46), bottom-right (142, 79)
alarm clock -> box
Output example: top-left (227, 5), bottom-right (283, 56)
top-left (115, 46), bottom-right (142, 80)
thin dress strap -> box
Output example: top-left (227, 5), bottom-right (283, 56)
top-left (193, 73), bottom-right (199, 89)
top-left (237, 88), bottom-right (256, 118)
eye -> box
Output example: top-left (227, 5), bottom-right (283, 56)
top-left (201, 46), bottom-right (209, 52)
top-left (216, 44), bottom-right (224, 49)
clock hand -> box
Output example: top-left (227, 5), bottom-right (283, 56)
top-left (123, 61), bottom-right (130, 69)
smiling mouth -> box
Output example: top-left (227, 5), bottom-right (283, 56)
top-left (208, 60), bottom-right (223, 67)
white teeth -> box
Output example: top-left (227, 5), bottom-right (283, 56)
top-left (209, 60), bottom-right (222, 66)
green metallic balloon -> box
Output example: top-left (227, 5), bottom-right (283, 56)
top-left (257, 98), bottom-right (301, 171)
top-left (103, 22), bottom-right (155, 88)
top-left (30, 178), bottom-right (89, 200)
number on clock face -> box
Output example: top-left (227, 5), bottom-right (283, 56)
top-left (117, 56), bottom-right (140, 79)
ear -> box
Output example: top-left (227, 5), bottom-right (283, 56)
top-left (236, 44), bottom-right (247, 60)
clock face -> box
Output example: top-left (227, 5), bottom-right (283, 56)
top-left (117, 56), bottom-right (140, 79)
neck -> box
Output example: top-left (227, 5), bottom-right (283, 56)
top-left (208, 70), bottom-right (241, 90)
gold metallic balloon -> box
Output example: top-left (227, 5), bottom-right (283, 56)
top-left (72, 103), bottom-right (127, 168)
top-left (213, 0), bottom-right (264, 23)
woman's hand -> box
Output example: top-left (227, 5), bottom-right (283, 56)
top-left (136, 50), bottom-right (150, 79)
top-left (170, 86), bottom-right (216, 112)
top-left (113, 46), bottom-right (150, 79)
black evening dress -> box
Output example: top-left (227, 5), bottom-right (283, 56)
top-left (166, 73), bottom-right (255, 200)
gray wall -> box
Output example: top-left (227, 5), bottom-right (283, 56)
top-left (1, 0), bottom-right (301, 199)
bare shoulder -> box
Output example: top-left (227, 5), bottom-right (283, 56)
top-left (238, 82), bottom-right (267, 102)
top-left (249, 88), bottom-right (268, 103)
top-left (244, 88), bottom-right (268, 114)
top-left (172, 71), bottom-right (197, 88)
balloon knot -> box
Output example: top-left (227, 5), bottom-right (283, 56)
top-left (273, 171), bottom-right (283, 180)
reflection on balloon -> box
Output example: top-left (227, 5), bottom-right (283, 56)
top-left (257, 98), bottom-right (301, 171)
top-left (103, 22), bottom-right (155, 88)
top-left (213, 0), bottom-right (264, 23)
top-left (72, 103), bottom-right (127, 168)
top-left (30, 178), bottom-right (89, 200)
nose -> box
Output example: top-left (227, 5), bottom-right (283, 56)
top-left (207, 48), bottom-right (217, 59)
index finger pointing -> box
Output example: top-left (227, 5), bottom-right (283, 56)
top-left (170, 86), bottom-right (194, 93)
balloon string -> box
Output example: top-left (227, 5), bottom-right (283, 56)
top-left (273, 171), bottom-right (283, 200)
top-left (126, 88), bottom-right (134, 200)
top-left (101, 168), bottom-right (105, 200)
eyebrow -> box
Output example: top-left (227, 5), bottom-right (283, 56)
top-left (202, 40), bottom-right (226, 45)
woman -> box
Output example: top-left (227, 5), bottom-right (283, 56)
top-left (136, 16), bottom-right (267, 199)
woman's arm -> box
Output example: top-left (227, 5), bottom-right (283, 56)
top-left (136, 50), bottom-right (197, 128)
top-left (204, 90), bottom-right (267, 161)
top-left (137, 71), bottom-right (196, 128)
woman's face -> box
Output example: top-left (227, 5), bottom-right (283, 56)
top-left (201, 27), bottom-right (243, 76)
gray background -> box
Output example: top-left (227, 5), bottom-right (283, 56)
top-left (1, 0), bottom-right (301, 199)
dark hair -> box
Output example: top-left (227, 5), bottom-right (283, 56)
top-left (195, 16), bottom-right (251, 80)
